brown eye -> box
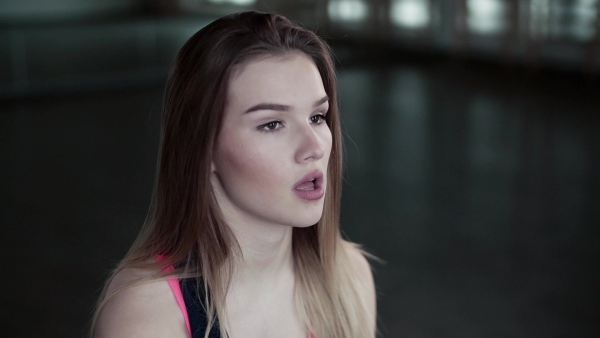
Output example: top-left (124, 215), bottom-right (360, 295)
top-left (258, 121), bottom-right (283, 132)
top-left (310, 114), bottom-right (326, 124)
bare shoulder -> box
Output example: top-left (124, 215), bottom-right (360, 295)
top-left (94, 267), bottom-right (187, 338)
top-left (342, 241), bottom-right (377, 315)
top-left (343, 242), bottom-right (372, 277)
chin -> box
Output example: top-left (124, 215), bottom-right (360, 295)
top-left (292, 210), bottom-right (324, 228)
top-left (293, 219), bottom-right (320, 228)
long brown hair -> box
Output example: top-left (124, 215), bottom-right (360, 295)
top-left (93, 11), bottom-right (373, 338)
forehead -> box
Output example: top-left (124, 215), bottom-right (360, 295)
top-left (226, 53), bottom-right (326, 110)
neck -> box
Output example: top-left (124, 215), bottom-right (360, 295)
top-left (228, 219), bottom-right (295, 285)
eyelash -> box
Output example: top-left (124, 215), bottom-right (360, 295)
top-left (258, 113), bottom-right (328, 133)
top-left (310, 113), bottom-right (327, 125)
top-left (258, 121), bottom-right (283, 132)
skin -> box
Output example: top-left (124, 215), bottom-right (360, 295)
top-left (94, 53), bottom-right (376, 338)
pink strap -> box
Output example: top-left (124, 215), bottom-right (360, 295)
top-left (156, 256), bottom-right (315, 338)
top-left (156, 256), bottom-right (192, 336)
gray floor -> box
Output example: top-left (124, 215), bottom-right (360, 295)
top-left (1, 54), bottom-right (599, 337)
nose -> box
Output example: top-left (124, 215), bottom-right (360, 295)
top-left (294, 124), bottom-right (325, 163)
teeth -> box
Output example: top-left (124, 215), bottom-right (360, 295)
top-left (295, 179), bottom-right (316, 191)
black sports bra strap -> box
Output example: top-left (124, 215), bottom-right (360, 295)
top-left (180, 278), bottom-right (222, 338)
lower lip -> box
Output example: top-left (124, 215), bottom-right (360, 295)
top-left (294, 187), bottom-right (324, 200)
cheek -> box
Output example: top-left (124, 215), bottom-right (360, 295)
top-left (218, 141), bottom-right (257, 178)
top-left (215, 133), bottom-right (285, 188)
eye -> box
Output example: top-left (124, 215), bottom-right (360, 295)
top-left (258, 120), bottom-right (283, 132)
top-left (310, 114), bottom-right (327, 125)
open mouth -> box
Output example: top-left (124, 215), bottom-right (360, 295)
top-left (295, 178), bottom-right (316, 191)
top-left (293, 171), bottom-right (325, 201)
top-left (294, 171), bottom-right (323, 191)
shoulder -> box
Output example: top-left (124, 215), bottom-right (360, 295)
top-left (94, 267), bottom-right (188, 338)
top-left (341, 241), bottom-right (377, 317)
top-left (342, 242), bottom-right (372, 277)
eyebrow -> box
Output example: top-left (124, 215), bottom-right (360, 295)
top-left (244, 95), bottom-right (329, 114)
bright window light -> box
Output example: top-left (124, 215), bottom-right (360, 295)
top-left (390, 0), bottom-right (431, 29)
top-left (328, 0), bottom-right (369, 22)
top-left (467, 0), bottom-right (507, 35)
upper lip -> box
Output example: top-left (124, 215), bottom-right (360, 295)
top-left (293, 170), bottom-right (324, 189)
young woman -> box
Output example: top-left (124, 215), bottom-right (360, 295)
top-left (92, 11), bottom-right (376, 338)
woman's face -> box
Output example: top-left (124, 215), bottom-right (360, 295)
top-left (212, 53), bottom-right (332, 228)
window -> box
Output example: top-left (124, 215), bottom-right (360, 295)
top-left (467, 0), bottom-right (509, 35)
top-left (390, 0), bottom-right (431, 29)
top-left (328, 0), bottom-right (369, 23)
top-left (531, 0), bottom-right (598, 41)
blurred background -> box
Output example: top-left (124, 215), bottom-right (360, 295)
top-left (1, 0), bottom-right (599, 337)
